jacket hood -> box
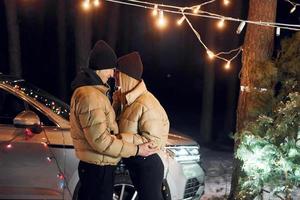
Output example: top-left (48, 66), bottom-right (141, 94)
top-left (71, 68), bottom-right (104, 91)
top-left (119, 72), bottom-right (147, 105)
top-left (125, 80), bottom-right (147, 105)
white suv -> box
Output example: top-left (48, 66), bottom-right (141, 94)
top-left (0, 74), bottom-right (205, 200)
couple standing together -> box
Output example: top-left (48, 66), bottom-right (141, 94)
top-left (70, 40), bottom-right (170, 200)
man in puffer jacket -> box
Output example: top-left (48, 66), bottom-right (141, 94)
top-left (70, 41), bottom-right (157, 200)
top-left (114, 52), bottom-right (170, 200)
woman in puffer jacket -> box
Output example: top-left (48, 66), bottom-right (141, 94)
top-left (114, 52), bottom-right (170, 200)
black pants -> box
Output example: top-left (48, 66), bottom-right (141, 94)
top-left (77, 161), bottom-right (116, 200)
top-left (124, 154), bottom-right (164, 200)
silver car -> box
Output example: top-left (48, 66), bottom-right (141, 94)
top-left (0, 73), bottom-right (205, 200)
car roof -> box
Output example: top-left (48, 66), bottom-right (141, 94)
top-left (0, 73), bottom-right (24, 82)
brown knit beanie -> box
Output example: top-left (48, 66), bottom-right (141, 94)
top-left (116, 52), bottom-right (143, 81)
top-left (88, 40), bottom-right (117, 70)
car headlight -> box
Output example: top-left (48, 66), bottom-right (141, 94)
top-left (166, 145), bottom-right (201, 163)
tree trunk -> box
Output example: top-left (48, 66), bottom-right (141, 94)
top-left (75, 5), bottom-right (92, 71)
top-left (223, 0), bottom-right (243, 141)
top-left (57, 0), bottom-right (67, 100)
top-left (4, 0), bottom-right (22, 77)
top-left (229, 0), bottom-right (277, 199)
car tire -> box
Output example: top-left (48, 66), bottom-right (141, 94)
top-left (113, 175), bottom-right (138, 200)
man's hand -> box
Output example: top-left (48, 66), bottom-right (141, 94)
top-left (137, 142), bottom-right (159, 157)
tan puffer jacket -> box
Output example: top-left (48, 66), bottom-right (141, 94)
top-left (117, 74), bottom-right (169, 149)
top-left (70, 85), bottom-right (138, 166)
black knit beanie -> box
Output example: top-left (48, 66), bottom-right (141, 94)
top-left (116, 52), bottom-right (143, 80)
top-left (88, 40), bottom-right (117, 70)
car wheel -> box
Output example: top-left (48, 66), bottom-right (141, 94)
top-left (114, 175), bottom-right (172, 200)
top-left (113, 175), bottom-right (138, 200)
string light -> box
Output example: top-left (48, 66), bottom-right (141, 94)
top-left (82, 0), bottom-right (90, 10)
top-left (285, 0), bottom-right (300, 13)
top-left (57, 173), bottom-right (65, 180)
top-left (0, 122), bottom-right (69, 194)
top-left (276, 27), bottom-right (281, 36)
top-left (217, 18), bottom-right (225, 29)
top-left (224, 61), bottom-right (231, 70)
top-left (41, 142), bottom-right (48, 148)
top-left (177, 15), bottom-right (185, 26)
top-left (24, 128), bottom-right (33, 137)
top-left (47, 156), bottom-right (52, 162)
top-left (223, 0), bottom-right (230, 6)
top-left (157, 10), bottom-right (167, 28)
top-left (123, 0), bottom-right (300, 31)
top-left (80, 0), bottom-right (300, 68)
top-left (152, 4), bottom-right (158, 16)
top-left (82, 0), bottom-right (101, 10)
top-left (290, 5), bottom-right (296, 13)
top-left (42, 129), bottom-right (70, 193)
top-left (192, 5), bottom-right (201, 14)
top-left (236, 21), bottom-right (246, 34)
top-left (93, 0), bottom-right (100, 7)
top-left (206, 50), bottom-right (215, 60)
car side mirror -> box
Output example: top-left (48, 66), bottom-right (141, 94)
top-left (13, 110), bottom-right (42, 134)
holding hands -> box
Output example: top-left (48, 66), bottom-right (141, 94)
top-left (137, 141), bottom-right (159, 157)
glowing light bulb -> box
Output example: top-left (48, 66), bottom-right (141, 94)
top-left (41, 142), bottom-right (48, 148)
top-left (157, 10), bottom-right (167, 28)
top-left (93, 0), bottom-right (100, 7)
top-left (6, 144), bottom-right (12, 149)
top-left (177, 16), bottom-right (185, 26)
top-left (193, 5), bottom-right (201, 14)
top-left (224, 0), bottom-right (230, 6)
top-left (47, 157), bottom-right (52, 162)
top-left (206, 50), bottom-right (215, 59)
top-left (224, 61), bottom-right (231, 70)
top-left (24, 128), bottom-right (33, 137)
top-left (152, 4), bottom-right (158, 16)
top-left (276, 27), bottom-right (280, 36)
top-left (82, 0), bottom-right (91, 10)
top-left (217, 18), bottom-right (225, 29)
top-left (57, 173), bottom-right (64, 180)
top-left (290, 5), bottom-right (296, 13)
top-left (236, 21), bottom-right (246, 34)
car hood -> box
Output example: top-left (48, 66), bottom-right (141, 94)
top-left (166, 132), bottom-right (198, 146)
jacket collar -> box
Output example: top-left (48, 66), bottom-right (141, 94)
top-left (125, 80), bottom-right (147, 105)
top-left (95, 84), bottom-right (110, 96)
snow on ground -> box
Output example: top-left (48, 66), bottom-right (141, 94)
top-left (198, 147), bottom-right (300, 200)
top-left (199, 147), bottom-right (233, 200)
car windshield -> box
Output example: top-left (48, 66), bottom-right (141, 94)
top-left (5, 80), bottom-right (70, 121)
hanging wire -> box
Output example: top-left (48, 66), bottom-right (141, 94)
top-left (82, 0), bottom-right (300, 68)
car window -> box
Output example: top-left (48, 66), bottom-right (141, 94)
top-left (0, 89), bottom-right (26, 124)
top-left (27, 104), bottom-right (56, 126)
top-left (0, 89), bottom-right (56, 126)
top-left (5, 80), bottom-right (70, 121)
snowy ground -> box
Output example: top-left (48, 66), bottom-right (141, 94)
top-left (198, 147), bottom-right (300, 200)
top-left (199, 147), bottom-right (233, 200)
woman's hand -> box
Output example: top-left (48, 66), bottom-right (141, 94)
top-left (137, 142), bottom-right (159, 157)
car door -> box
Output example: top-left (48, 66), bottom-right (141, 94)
top-left (0, 88), bottom-right (65, 199)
